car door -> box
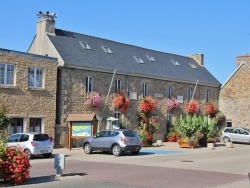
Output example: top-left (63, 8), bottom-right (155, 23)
top-left (102, 131), bottom-right (116, 149)
top-left (18, 134), bottom-right (29, 151)
top-left (230, 128), bottom-right (239, 142)
top-left (6, 134), bottom-right (20, 147)
top-left (91, 131), bottom-right (107, 149)
top-left (238, 129), bottom-right (250, 143)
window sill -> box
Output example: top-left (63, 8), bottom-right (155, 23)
top-left (0, 85), bottom-right (18, 89)
top-left (27, 87), bottom-right (46, 91)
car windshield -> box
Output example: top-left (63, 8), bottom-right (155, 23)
top-left (33, 134), bottom-right (49, 141)
top-left (122, 130), bottom-right (138, 137)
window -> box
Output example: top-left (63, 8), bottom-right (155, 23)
top-left (166, 85), bottom-right (172, 99)
top-left (101, 46), bottom-right (112, 54)
top-left (189, 63), bottom-right (197, 69)
top-left (143, 83), bottom-right (148, 97)
top-left (86, 76), bottom-right (93, 92)
top-left (0, 63), bottom-right (15, 85)
top-left (19, 134), bottom-right (29, 142)
top-left (146, 54), bottom-right (156, 62)
top-left (29, 118), bottom-right (42, 132)
top-left (7, 134), bottom-right (20, 142)
top-left (115, 79), bottom-right (122, 93)
top-left (187, 88), bottom-right (192, 100)
top-left (79, 41), bottom-right (91, 50)
top-left (114, 108), bottom-right (121, 129)
top-left (28, 67), bottom-right (43, 88)
top-left (134, 56), bottom-right (144, 64)
top-left (10, 118), bottom-right (24, 135)
top-left (171, 59), bottom-right (180, 66)
top-left (206, 90), bottom-right (210, 103)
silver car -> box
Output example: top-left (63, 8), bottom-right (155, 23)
top-left (221, 127), bottom-right (250, 143)
top-left (6, 132), bottom-right (53, 159)
top-left (82, 129), bottom-right (142, 156)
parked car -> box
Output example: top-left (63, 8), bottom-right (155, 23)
top-left (5, 132), bottom-right (53, 159)
top-left (221, 127), bottom-right (250, 143)
top-left (82, 129), bottom-right (142, 156)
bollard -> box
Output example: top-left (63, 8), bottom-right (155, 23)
top-left (54, 154), bottom-right (65, 177)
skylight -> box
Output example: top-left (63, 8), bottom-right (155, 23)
top-left (134, 56), bottom-right (144, 64)
top-left (171, 59), bottom-right (180, 66)
top-left (189, 63), bottom-right (197, 69)
top-left (101, 46), bottom-right (113, 54)
top-left (146, 54), bottom-right (156, 62)
top-left (79, 41), bottom-right (91, 50)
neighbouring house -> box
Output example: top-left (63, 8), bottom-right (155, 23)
top-left (28, 12), bottom-right (221, 147)
top-left (219, 54), bottom-right (250, 128)
top-left (0, 48), bottom-right (57, 138)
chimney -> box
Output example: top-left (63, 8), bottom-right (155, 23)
top-left (189, 54), bottom-right (204, 66)
top-left (36, 11), bottom-right (56, 36)
top-left (236, 53), bottom-right (250, 68)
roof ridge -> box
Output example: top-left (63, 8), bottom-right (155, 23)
top-left (55, 28), bottom-right (192, 60)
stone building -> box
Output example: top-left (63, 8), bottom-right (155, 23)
top-left (219, 54), bottom-right (250, 128)
top-left (28, 12), bottom-right (221, 147)
top-left (0, 48), bottom-right (57, 137)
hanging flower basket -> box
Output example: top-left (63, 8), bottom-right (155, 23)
top-left (139, 97), bottom-right (156, 113)
top-left (112, 93), bottom-right (130, 113)
top-left (203, 103), bottom-right (217, 117)
top-left (166, 97), bottom-right (180, 111)
top-left (184, 99), bottom-right (199, 115)
top-left (84, 92), bottom-right (101, 108)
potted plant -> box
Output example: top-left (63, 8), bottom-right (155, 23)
top-left (84, 91), bottom-right (102, 108)
top-left (166, 97), bottom-right (180, 111)
top-left (203, 103), bottom-right (217, 117)
top-left (139, 97), bottom-right (156, 113)
top-left (184, 99), bottom-right (199, 115)
top-left (112, 91), bottom-right (130, 112)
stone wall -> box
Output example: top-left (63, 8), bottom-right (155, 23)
top-left (0, 49), bottom-right (57, 137)
top-left (219, 65), bottom-right (250, 128)
top-left (57, 67), bottom-right (220, 146)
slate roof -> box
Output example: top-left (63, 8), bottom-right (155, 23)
top-left (47, 29), bottom-right (221, 86)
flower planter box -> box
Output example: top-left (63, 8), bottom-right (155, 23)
top-left (179, 143), bottom-right (197, 149)
top-left (226, 142), bottom-right (233, 148)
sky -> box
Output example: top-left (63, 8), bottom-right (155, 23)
top-left (1, 0), bottom-right (250, 84)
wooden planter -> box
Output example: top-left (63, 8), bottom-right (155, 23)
top-left (179, 143), bottom-right (197, 149)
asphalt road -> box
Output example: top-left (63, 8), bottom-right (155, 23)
top-left (4, 142), bottom-right (250, 188)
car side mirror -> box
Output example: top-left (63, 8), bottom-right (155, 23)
top-left (94, 135), bottom-right (97, 138)
top-left (244, 132), bottom-right (249, 135)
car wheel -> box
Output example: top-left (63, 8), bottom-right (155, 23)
top-left (131, 150), bottom-right (140, 155)
top-left (84, 143), bottom-right (92, 154)
top-left (223, 136), bottom-right (230, 142)
top-left (24, 149), bottom-right (32, 159)
top-left (112, 144), bottom-right (121, 156)
top-left (43, 153), bottom-right (52, 158)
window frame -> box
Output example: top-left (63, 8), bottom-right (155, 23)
top-left (10, 118), bottom-right (24, 135)
top-left (29, 118), bottom-right (42, 132)
top-left (28, 67), bottom-right (44, 88)
top-left (0, 63), bottom-right (15, 86)
top-left (115, 79), bottom-right (122, 93)
top-left (167, 85), bottom-right (172, 99)
top-left (143, 83), bottom-right (148, 97)
top-left (86, 76), bottom-right (93, 92)
top-left (187, 88), bottom-right (192, 100)
top-left (206, 90), bottom-right (210, 103)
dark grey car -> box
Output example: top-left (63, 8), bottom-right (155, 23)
top-left (82, 129), bottom-right (142, 156)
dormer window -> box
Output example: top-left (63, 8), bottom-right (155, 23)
top-left (189, 63), bottom-right (197, 69)
top-left (171, 59), bottom-right (180, 66)
top-left (79, 41), bottom-right (91, 50)
top-left (134, 56), bottom-right (144, 64)
top-left (146, 54), bottom-right (156, 62)
top-left (102, 46), bottom-right (113, 54)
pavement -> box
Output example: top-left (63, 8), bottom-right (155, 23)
top-left (2, 142), bottom-right (250, 187)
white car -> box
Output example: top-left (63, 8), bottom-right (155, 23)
top-left (221, 127), bottom-right (250, 143)
top-left (6, 132), bottom-right (53, 159)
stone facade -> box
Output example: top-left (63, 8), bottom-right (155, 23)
top-left (0, 48), bottom-right (57, 137)
top-left (220, 54), bottom-right (250, 128)
top-left (57, 67), bottom-right (219, 146)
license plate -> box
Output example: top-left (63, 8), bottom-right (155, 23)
top-left (41, 150), bottom-right (48, 153)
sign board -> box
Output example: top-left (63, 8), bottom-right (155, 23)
top-left (129, 91), bottom-right (137, 100)
top-left (72, 122), bottom-right (92, 137)
top-left (177, 95), bottom-right (183, 103)
top-left (154, 93), bottom-right (163, 98)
